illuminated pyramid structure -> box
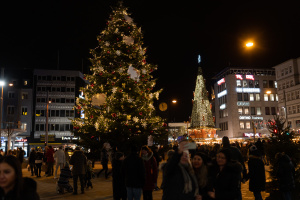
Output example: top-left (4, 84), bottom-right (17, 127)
top-left (189, 56), bottom-right (217, 139)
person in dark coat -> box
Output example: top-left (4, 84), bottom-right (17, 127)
top-left (245, 145), bottom-right (265, 200)
top-left (140, 145), bottom-right (157, 200)
top-left (276, 152), bottom-right (295, 200)
top-left (152, 146), bottom-right (161, 191)
top-left (69, 147), bottom-right (87, 195)
top-left (35, 148), bottom-right (44, 177)
top-left (221, 136), bottom-right (245, 200)
top-left (0, 155), bottom-right (40, 200)
top-left (122, 145), bottom-right (145, 200)
top-left (97, 145), bottom-right (111, 179)
top-left (45, 146), bottom-right (55, 177)
top-left (16, 148), bottom-right (25, 165)
top-left (208, 148), bottom-right (241, 200)
top-left (57, 162), bottom-right (73, 194)
top-left (162, 140), bottom-right (201, 200)
top-left (28, 148), bottom-right (37, 176)
top-left (112, 152), bottom-right (127, 200)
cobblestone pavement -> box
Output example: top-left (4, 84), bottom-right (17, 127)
top-left (22, 162), bottom-right (271, 200)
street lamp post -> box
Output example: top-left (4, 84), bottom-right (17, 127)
top-left (0, 80), bottom-right (4, 147)
top-left (45, 91), bottom-right (50, 146)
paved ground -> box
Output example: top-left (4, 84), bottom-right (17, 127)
top-left (22, 161), bottom-right (271, 200)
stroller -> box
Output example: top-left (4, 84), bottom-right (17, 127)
top-left (56, 162), bottom-right (73, 194)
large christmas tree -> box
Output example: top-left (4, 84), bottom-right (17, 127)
top-left (72, 3), bottom-right (167, 151)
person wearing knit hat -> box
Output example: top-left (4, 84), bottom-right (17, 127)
top-left (245, 145), bottom-right (266, 200)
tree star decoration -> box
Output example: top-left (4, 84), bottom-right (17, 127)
top-left (142, 122), bottom-right (147, 128)
top-left (127, 65), bottom-right (140, 81)
top-left (123, 36), bottom-right (134, 45)
top-left (132, 116), bottom-right (139, 123)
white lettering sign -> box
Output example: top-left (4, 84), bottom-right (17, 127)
top-left (246, 75), bottom-right (254, 80)
top-left (237, 102), bottom-right (250, 106)
top-left (236, 88), bottom-right (260, 93)
top-left (218, 78), bottom-right (225, 85)
top-left (217, 90), bottom-right (227, 98)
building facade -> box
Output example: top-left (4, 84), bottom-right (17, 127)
top-left (273, 57), bottom-right (300, 133)
top-left (30, 69), bottom-right (86, 148)
top-left (214, 67), bottom-right (278, 139)
top-left (1, 69), bottom-right (33, 155)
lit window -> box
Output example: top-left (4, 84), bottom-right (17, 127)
top-left (236, 80), bottom-right (242, 87)
top-left (238, 107), bottom-right (243, 115)
top-left (246, 122), bottom-right (251, 129)
top-left (270, 94), bottom-right (275, 101)
top-left (256, 94), bottom-right (260, 101)
top-left (22, 107), bottom-right (27, 116)
top-left (264, 94), bottom-right (269, 101)
top-left (276, 94), bottom-right (278, 102)
top-left (249, 94), bottom-right (254, 101)
top-left (240, 121), bottom-right (245, 129)
top-left (24, 80), bottom-right (28, 86)
top-left (244, 107), bottom-right (249, 115)
top-left (257, 107), bottom-right (261, 115)
top-left (243, 80), bottom-right (248, 88)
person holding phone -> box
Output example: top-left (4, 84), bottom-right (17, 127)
top-left (162, 140), bottom-right (202, 200)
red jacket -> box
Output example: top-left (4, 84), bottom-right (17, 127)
top-left (142, 153), bottom-right (158, 191)
top-left (46, 148), bottom-right (55, 163)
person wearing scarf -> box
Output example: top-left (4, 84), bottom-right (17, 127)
top-left (162, 140), bottom-right (202, 200)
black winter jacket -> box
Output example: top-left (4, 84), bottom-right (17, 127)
top-left (208, 160), bottom-right (241, 200)
top-left (246, 155), bottom-right (265, 192)
top-left (0, 177), bottom-right (40, 200)
top-left (122, 152), bottom-right (145, 188)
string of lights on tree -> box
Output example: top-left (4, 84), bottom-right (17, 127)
top-left (72, 3), bottom-right (167, 146)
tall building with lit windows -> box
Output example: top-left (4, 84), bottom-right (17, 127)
top-left (273, 57), bottom-right (300, 133)
top-left (213, 67), bottom-right (278, 138)
top-left (29, 69), bottom-right (86, 148)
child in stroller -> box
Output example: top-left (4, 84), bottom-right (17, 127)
top-left (56, 162), bottom-right (73, 194)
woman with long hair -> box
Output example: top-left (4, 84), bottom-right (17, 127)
top-left (192, 152), bottom-right (209, 199)
top-left (0, 155), bottom-right (39, 199)
top-left (208, 148), bottom-right (241, 200)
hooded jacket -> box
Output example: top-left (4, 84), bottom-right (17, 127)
top-left (141, 152), bottom-right (158, 191)
top-left (277, 154), bottom-right (295, 191)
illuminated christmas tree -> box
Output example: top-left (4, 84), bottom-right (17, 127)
top-left (190, 57), bottom-right (216, 138)
top-left (72, 3), bottom-right (167, 150)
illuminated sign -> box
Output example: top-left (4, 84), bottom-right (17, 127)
top-left (236, 88), bottom-right (260, 93)
top-left (239, 116), bottom-right (264, 120)
top-left (243, 133), bottom-right (261, 137)
top-left (220, 104), bottom-right (226, 110)
top-left (217, 78), bottom-right (225, 85)
top-left (237, 102), bottom-right (250, 106)
top-left (239, 116), bottom-right (251, 120)
top-left (246, 75), bottom-right (254, 80)
top-left (236, 74), bottom-right (243, 80)
top-left (62, 136), bottom-right (79, 140)
top-left (217, 90), bottom-right (227, 98)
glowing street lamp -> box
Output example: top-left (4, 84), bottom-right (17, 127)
top-left (172, 99), bottom-right (177, 104)
top-left (246, 42), bottom-right (254, 48)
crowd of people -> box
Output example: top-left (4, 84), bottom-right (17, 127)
top-left (0, 137), bottom-right (296, 200)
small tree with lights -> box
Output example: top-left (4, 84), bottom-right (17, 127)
top-left (264, 115), bottom-right (300, 198)
top-left (72, 2), bottom-right (167, 152)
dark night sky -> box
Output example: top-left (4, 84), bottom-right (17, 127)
top-left (1, 0), bottom-right (300, 121)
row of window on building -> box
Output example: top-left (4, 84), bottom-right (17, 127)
top-left (36, 86), bottom-right (75, 92)
top-left (237, 93), bottom-right (278, 102)
top-left (37, 75), bottom-right (75, 82)
top-left (36, 97), bottom-right (75, 104)
top-left (237, 107), bottom-right (277, 116)
top-left (277, 66), bottom-right (293, 78)
top-left (36, 109), bottom-right (75, 117)
top-left (35, 123), bottom-right (73, 131)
